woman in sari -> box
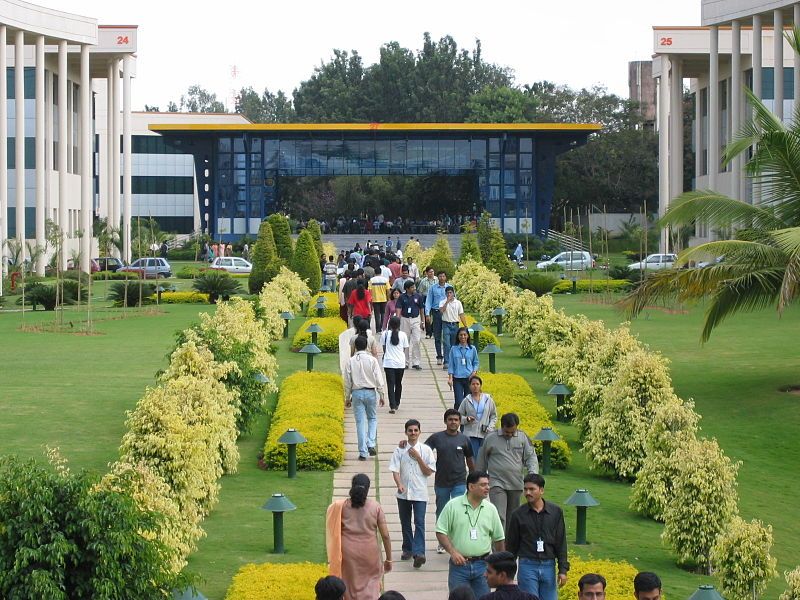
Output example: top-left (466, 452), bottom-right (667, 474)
top-left (326, 473), bottom-right (392, 600)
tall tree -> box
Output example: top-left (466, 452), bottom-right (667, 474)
top-left (235, 86), bottom-right (295, 123)
top-left (179, 85), bottom-right (226, 113)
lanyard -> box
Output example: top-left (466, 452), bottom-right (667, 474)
top-left (466, 504), bottom-right (484, 528)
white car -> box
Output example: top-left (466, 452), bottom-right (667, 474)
top-left (536, 251), bottom-right (595, 271)
top-left (210, 257), bottom-right (252, 274)
top-left (628, 253), bottom-right (677, 271)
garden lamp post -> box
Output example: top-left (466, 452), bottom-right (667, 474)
top-left (480, 343), bottom-right (503, 374)
top-left (315, 297), bottom-right (327, 317)
top-left (533, 427), bottom-right (561, 475)
top-left (492, 307), bottom-right (507, 336)
top-left (571, 275), bottom-right (577, 294)
top-left (262, 493), bottom-right (296, 554)
top-left (280, 311), bottom-right (294, 339)
top-left (301, 290), bottom-right (310, 315)
top-left (470, 322), bottom-right (484, 349)
top-left (278, 428), bottom-right (307, 479)
top-left (171, 587), bottom-right (207, 600)
top-left (687, 585), bottom-right (725, 600)
top-left (305, 322), bottom-right (323, 346)
top-left (299, 343), bottom-right (322, 371)
top-left (548, 383), bottom-right (572, 423)
top-left (253, 372), bottom-right (271, 385)
top-left (564, 489), bottom-right (599, 545)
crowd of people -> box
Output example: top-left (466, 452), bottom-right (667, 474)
top-left (200, 241), bottom-right (250, 262)
top-left (299, 213), bottom-right (477, 235)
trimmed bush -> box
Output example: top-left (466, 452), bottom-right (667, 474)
top-left (515, 272), bottom-right (558, 295)
top-left (781, 566), bottom-right (800, 600)
top-left (249, 220), bottom-right (281, 294)
top-left (263, 372), bottom-right (344, 470)
top-left (192, 270), bottom-right (242, 303)
top-left (108, 281), bottom-right (156, 307)
top-left (479, 372), bottom-right (570, 469)
top-left (152, 291), bottom-right (210, 304)
top-left (428, 235), bottom-right (456, 277)
top-left (306, 219), bottom-right (323, 256)
top-left (225, 562), bottom-right (328, 600)
top-left (711, 517), bottom-right (777, 600)
top-left (557, 555), bottom-right (637, 600)
top-left (93, 270), bottom-right (140, 280)
top-left (484, 225), bottom-right (514, 282)
top-left (305, 292), bottom-right (339, 317)
top-left (551, 279), bottom-right (631, 294)
top-left (291, 317), bottom-right (348, 352)
top-left (463, 314), bottom-right (500, 349)
top-left (291, 229), bottom-right (322, 292)
top-left (268, 213), bottom-right (294, 264)
top-left (459, 233), bottom-right (482, 264)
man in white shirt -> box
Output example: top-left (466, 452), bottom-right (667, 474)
top-left (440, 285), bottom-right (468, 370)
top-left (344, 337), bottom-right (387, 461)
top-left (389, 418), bottom-right (436, 569)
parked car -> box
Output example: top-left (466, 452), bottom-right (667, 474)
top-left (697, 255), bottom-right (725, 268)
top-left (536, 251), bottom-right (595, 271)
top-left (210, 256), bottom-right (253, 274)
top-left (628, 253), bottom-right (677, 271)
top-left (118, 257), bottom-right (172, 278)
top-left (95, 257), bottom-right (124, 272)
top-left (66, 258), bottom-right (100, 273)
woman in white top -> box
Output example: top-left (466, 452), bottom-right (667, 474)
top-left (457, 375), bottom-right (497, 458)
top-left (380, 316), bottom-right (409, 414)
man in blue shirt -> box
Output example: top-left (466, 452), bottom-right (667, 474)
top-left (425, 271), bottom-right (450, 366)
top-left (396, 280), bottom-right (425, 370)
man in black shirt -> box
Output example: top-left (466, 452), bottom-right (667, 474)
top-left (480, 551), bottom-right (539, 599)
top-left (506, 474), bottom-right (568, 600)
top-left (395, 280), bottom-right (424, 369)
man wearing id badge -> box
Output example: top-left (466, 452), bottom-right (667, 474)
top-left (506, 473), bottom-right (569, 600)
top-left (436, 471), bottom-right (505, 598)
top-left (395, 280), bottom-right (424, 370)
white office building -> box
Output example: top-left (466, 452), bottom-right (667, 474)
top-left (654, 0), bottom-right (800, 249)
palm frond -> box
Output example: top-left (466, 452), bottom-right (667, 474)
top-left (768, 227), bottom-right (800, 311)
top-left (660, 190), bottom-right (785, 231)
top-left (677, 239), bottom-right (785, 268)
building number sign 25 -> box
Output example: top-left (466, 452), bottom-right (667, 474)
top-left (659, 37), bottom-right (673, 46)
top-left (116, 36), bottom-right (129, 45)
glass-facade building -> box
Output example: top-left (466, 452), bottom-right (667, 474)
top-left (151, 123), bottom-right (598, 240)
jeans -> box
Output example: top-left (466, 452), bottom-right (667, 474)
top-left (489, 486), bottom-right (522, 531)
top-left (351, 389), bottom-right (377, 457)
top-left (422, 296), bottom-right (432, 336)
top-left (434, 483), bottom-right (467, 518)
top-left (397, 499), bottom-right (427, 556)
top-left (431, 309), bottom-right (443, 358)
top-left (468, 436), bottom-right (483, 458)
top-left (452, 377), bottom-right (470, 410)
top-left (373, 302), bottom-right (386, 331)
top-left (518, 558), bottom-right (557, 600)
top-left (384, 367), bottom-right (405, 410)
top-left (442, 320), bottom-right (459, 366)
top-left (448, 559), bottom-right (490, 598)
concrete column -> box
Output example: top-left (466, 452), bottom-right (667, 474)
top-left (0, 25), bottom-right (7, 276)
top-left (795, 4), bottom-right (800, 109)
top-left (15, 30), bottom-right (25, 263)
top-left (775, 9), bottom-right (784, 121)
top-left (753, 15), bottom-right (763, 100)
top-left (57, 40), bottom-right (67, 268)
top-left (34, 35), bottom-right (44, 274)
top-left (658, 58), bottom-right (671, 253)
top-left (45, 66), bottom-right (53, 222)
top-left (709, 26), bottom-right (719, 191)
top-left (106, 62), bottom-right (113, 231)
top-left (122, 54), bottom-right (132, 263)
top-left (670, 59), bottom-right (684, 204)
top-left (695, 86), bottom-right (702, 182)
top-left (80, 44), bottom-right (91, 272)
top-left (731, 20), bottom-right (742, 201)
top-left (112, 58), bottom-right (120, 249)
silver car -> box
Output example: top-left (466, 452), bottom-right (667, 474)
top-left (119, 257), bottom-right (172, 278)
top-left (628, 253), bottom-right (677, 271)
top-left (210, 257), bottom-right (252, 274)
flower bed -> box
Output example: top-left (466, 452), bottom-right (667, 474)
top-left (557, 556), bottom-right (637, 600)
top-left (551, 279), bottom-right (631, 294)
top-left (305, 291), bottom-right (339, 317)
top-left (151, 291), bottom-right (210, 304)
top-left (225, 562), bottom-right (328, 600)
top-left (291, 317), bottom-right (348, 352)
top-left (464, 314), bottom-right (500, 349)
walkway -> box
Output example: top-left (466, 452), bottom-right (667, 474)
top-left (333, 335), bottom-right (454, 600)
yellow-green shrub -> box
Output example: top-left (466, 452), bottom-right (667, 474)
top-left (463, 314), bottom-right (500, 349)
top-left (551, 279), bottom-right (631, 294)
top-left (291, 317), bottom-right (348, 352)
top-left (452, 259), bottom-right (501, 313)
top-left (306, 291), bottom-right (339, 317)
top-left (479, 372), bottom-right (570, 468)
top-left (781, 566), bottom-right (800, 600)
top-left (151, 291), bottom-right (209, 304)
top-left (505, 291), bottom-right (556, 357)
top-left (558, 556), bottom-right (638, 600)
top-left (711, 517), bottom-right (777, 600)
top-left (263, 372), bottom-right (344, 470)
top-left (225, 562), bottom-right (328, 600)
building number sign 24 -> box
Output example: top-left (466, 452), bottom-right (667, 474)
top-left (659, 37), bottom-right (673, 46)
top-left (116, 36), bottom-right (130, 45)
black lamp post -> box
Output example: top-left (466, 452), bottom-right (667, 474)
top-left (299, 344), bottom-right (322, 371)
top-left (533, 426), bottom-right (561, 475)
top-left (687, 585), bottom-right (725, 600)
top-left (262, 493), bottom-right (297, 554)
top-left (171, 587), bottom-right (207, 600)
top-left (547, 383), bottom-right (572, 423)
top-left (277, 428), bottom-right (307, 478)
top-left (315, 297), bottom-right (327, 318)
top-left (470, 322), bottom-right (484, 349)
top-left (492, 307), bottom-right (507, 336)
top-left (253, 372), bottom-right (271, 385)
top-left (280, 311), bottom-right (294, 339)
top-left (564, 489), bottom-right (599, 545)
top-left (480, 343), bottom-right (503, 374)
top-left (305, 322), bottom-right (323, 346)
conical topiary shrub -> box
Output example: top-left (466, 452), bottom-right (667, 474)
top-left (428, 235), bottom-right (456, 278)
top-left (459, 233), bottom-right (482, 264)
top-left (484, 226), bottom-right (514, 282)
top-left (249, 220), bottom-right (281, 294)
top-left (306, 219), bottom-right (323, 257)
top-left (291, 229), bottom-right (322, 292)
top-left (268, 213), bottom-right (294, 265)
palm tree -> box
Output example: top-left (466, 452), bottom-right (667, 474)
top-left (620, 30), bottom-right (800, 342)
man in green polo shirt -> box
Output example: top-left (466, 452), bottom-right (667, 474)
top-left (436, 470), bottom-right (506, 598)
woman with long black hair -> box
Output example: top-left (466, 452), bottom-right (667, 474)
top-left (347, 279), bottom-right (373, 326)
top-left (380, 315), bottom-right (409, 413)
top-left (447, 326), bottom-right (480, 410)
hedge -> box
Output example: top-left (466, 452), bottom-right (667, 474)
top-left (479, 372), bottom-right (571, 469)
top-left (225, 563), bottom-right (328, 600)
top-left (305, 291), bottom-right (339, 317)
top-left (557, 556), bottom-right (637, 600)
top-left (464, 314), bottom-right (500, 349)
top-left (551, 279), bottom-right (631, 294)
top-left (263, 372), bottom-right (344, 470)
top-left (151, 291), bottom-right (209, 304)
top-left (92, 270), bottom-right (140, 280)
top-left (291, 317), bottom-right (348, 352)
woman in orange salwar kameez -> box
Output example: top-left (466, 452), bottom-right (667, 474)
top-left (326, 473), bottom-right (393, 600)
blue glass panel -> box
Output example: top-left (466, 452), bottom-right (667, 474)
top-left (375, 140), bottom-right (389, 169)
top-left (762, 68), bottom-right (774, 100)
top-left (504, 138), bottom-right (518, 153)
top-left (251, 138), bottom-right (262, 152)
top-left (313, 139), bottom-right (328, 169)
top-left (298, 140), bottom-right (312, 168)
top-left (219, 138), bottom-right (231, 152)
top-left (519, 170), bottom-right (533, 186)
top-left (489, 186), bottom-right (500, 200)
top-left (265, 140), bottom-right (278, 168)
top-left (489, 170), bottom-right (500, 184)
top-left (279, 140), bottom-right (295, 169)
top-left (520, 138), bottom-right (533, 152)
top-left (345, 140), bottom-right (360, 173)
top-left (439, 139), bottom-right (455, 169)
top-left (520, 186), bottom-right (532, 200)
top-left (520, 153), bottom-right (533, 169)
top-left (489, 153), bottom-right (501, 168)
top-left (489, 138), bottom-right (500, 153)
top-left (422, 139), bottom-right (438, 168)
top-left (504, 154), bottom-right (516, 170)
top-left (360, 140), bottom-right (375, 169)
top-left (233, 138), bottom-right (245, 153)
top-left (218, 154), bottom-right (231, 169)
top-left (504, 185), bottom-right (517, 199)
top-left (504, 170), bottom-right (516, 185)
top-left (234, 154), bottom-right (246, 169)
top-left (407, 140), bottom-right (422, 169)
top-left (391, 140), bottom-right (406, 167)
top-left (455, 140), bottom-right (470, 169)
top-left (470, 139), bottom-right (486, 169)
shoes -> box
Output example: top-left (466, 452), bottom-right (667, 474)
top-left (413, 555), bottom-right (426, 568)
top-left (358, 456), bottom-right (367, 461)
top-left (412, 365), bottom-right (422, 370)
top-left (368, 447), bottom-right (377, 456)
top-left (442, 364), bottom-right (448, 370)
top-left (401, 552), bottom-right (412, 561)
top-left (437, 545), bottom-right (446, 554)
top-left (436, 357), bottom-right (443, 365)
top-left (389, 409), bottom-right (396, 414)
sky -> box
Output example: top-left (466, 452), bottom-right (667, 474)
top-left (34, 0), bottom-right (701, 112)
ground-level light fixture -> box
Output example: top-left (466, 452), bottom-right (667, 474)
top-left (278, 428), bottom-right (307, 479)
top-left (262, 493), bottom-right (297, 554)
top-left (564, 489), bottom-right (599, 545)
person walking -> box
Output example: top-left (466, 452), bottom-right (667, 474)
top-left (389, 419), bottom-right (436, 569)
top-left (369, 271), bottom-right (390, 331)
top-left (391, 264), bottom-right (415, 294)
top-left (323, 255), bottom-right (339, 291)
top-left (347, 279), bottom-right (373, 326)
top-left (382, 288), bottom-right (402, 331)
top-left (458, 376), bottom-right (498, 457)
top-left (440, 286), bottom-right (468, 371)
top-left (381, 316), bottom-right (409, 413)
top-left (325, 473), bottom-right (393, 600)
top-left (417, 267), bottom-right (436, 338)
top-left (344, 337), bottom-right (386, 461)
top-left (396, 280), bottom-right (424, 370)
top-left (476, 413), bottom-right (539, 529)
top-left (633, 572), bottom-right (662, 600)
top-left (506, 473), bottom-right (569, 600)
top-left (435, 471), bottom-right (506, 598)
top-left (348, 317), bottom-right (379, 358)
top-left (447, 327), bottom-right (479, 410)
top-left (242, 242), bottom-right (250, 261)
top-left (425, 271), bottom-right (450, 366)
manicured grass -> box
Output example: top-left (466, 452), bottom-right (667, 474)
top-left (501, 295), bottom-right (800, 599)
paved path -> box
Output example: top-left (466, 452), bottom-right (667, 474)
top-left (334, 335), bottom-right (455, 600)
